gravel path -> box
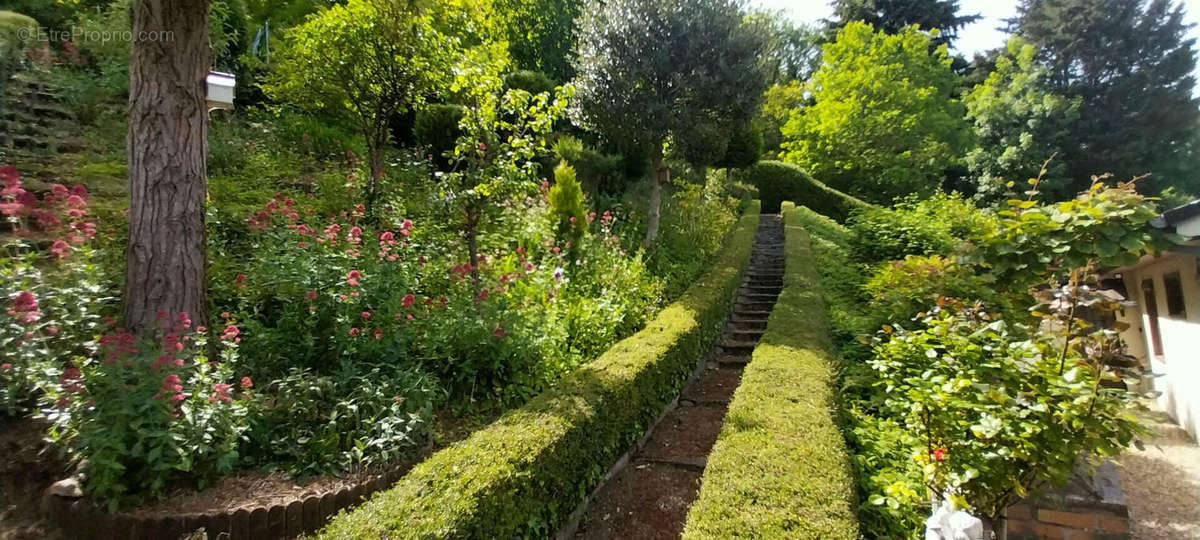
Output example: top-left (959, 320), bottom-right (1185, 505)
top-left (1119, 409), bottom-right (1200, 539)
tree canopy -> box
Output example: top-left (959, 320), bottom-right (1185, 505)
top-left (963, 37), bottom-right (1079, 202)
top-left (826, 0), bottom-right (980, 47)
top-left (782, 22), bottom-right (971, 204)
top-left (1008, 0), bottom-right (1199, 195)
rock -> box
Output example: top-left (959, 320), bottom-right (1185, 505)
top-left (46, 477), bottom-right (83, 498)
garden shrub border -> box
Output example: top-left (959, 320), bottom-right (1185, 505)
top-left (740, 161), bottom-right (872, 219)
top-left (315, 203), bottom-right (762, 539)
top-left (681, 202), bottom-right (859, 540)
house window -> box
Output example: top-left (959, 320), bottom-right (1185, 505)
top-left (1142, 278), bottom-right (1164, 358)
top-left (1164, 272), bottom-right (1187, 319)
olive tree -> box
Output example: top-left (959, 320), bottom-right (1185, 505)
top-left (572, 0), bottom-right (768, 248)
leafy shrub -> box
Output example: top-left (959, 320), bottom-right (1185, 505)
top-left (865, 255), bottom-right (1016, 328)
top-left (548, 161), bottom-right (586, 248)
top-left (503, 69), bottom-right (556, 95)
top-left (245, 363), bottom-right (438, 477)
top-left (413, 103), bottom-right (466, 170)
top-left (738, 160), bottom-right (870, 217)
top-left (847, 193), bottom-right (992, 264)
top-left (45, 320), bottom-right (251, 509)
top-left (649, 172), bottom-right (741, 298)
top-left (553, 136), bottom-right (627, 195)
top-left (714, 123), bottom-right (762, 171)
top-left (683, 204), bottom-right (859, 540)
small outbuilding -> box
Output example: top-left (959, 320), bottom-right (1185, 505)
top-left (1111, 199), bottom-right (1200, 441)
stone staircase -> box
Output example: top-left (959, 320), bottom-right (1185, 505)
top-left (1, 73), bottom-right (81, 154)
top-left (565, 214), bottom-right (785, 540)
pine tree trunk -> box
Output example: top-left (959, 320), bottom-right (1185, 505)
top-left (123, 0), bottom-right (211, 336)
top-left (642, 142), bottom-right (668, 249)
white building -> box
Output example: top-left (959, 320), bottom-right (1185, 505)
top-left (1112, 199), bottom-right (1200, 442)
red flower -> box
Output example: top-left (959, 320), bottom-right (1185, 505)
top-left (306, 290), bottom-right (318, 301)
top-left (474, 289), bottom-right (489, 302)
top-left (373, 329), bottom-right (383, 340)
top-left (932, 447), bottom-right (948, 462)
top-left (234, 274), bottom-right (248, 288)
top-left (401, 294), bottom-right (416, 308)
top-left (492, 327), bottom-right (508, 339)
top-left (8, 291), bottom-right (40, 324)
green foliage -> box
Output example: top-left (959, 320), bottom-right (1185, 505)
top-left (738, 160), bottom-right (871, 217)
top-left (714, 123), bottom-right (762, 171)
top-left (245, 363), bottom-right (438, 477)
top-left (683, 203), bottom-right (859, 540)
top-left (869, 301), bottom-right (1144, 520)
top-left (826, 0), bottom-right (981, 47)
top-left (47, 325), bottom-right (251, 510)
top-left (1009, 0), bottom-right (1199, 196)
top-left (503, 69), bottom-right (556, 95)
top-left (963, 37), bottom-right (1079, 202)
top-left (847, 193), bottom-right (992, 263)
top-left (647, 173), bottom-right (743, 298)
top-left (547, 160), bottom-right (587, 247)
top-left (865, 255), bottom-right (1014, 327)
top-left (782, 22), bottom-right (972, 204)
top-left (755, 14), bottom-right (823, 83)
top-left (495, 0), bottom-right (580, 81)
top-left (267, 0), bottom-right (508, 211)
top-left (965, 179), bottom-right (1176, 286)
top-left (552, 135), bottom-right (627, 195)
top-left (315, 209), bottom-right (760, 539)
top-left (758, 80), bottom-right (808, 158)
top-left (413, 103), bottom-right (466, 170)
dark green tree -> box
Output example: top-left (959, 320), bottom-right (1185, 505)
top-left (825, 0), bottom-right (980, 47)
top-left (573, 0), bottom-right (768, 248)
top-left (1008, 0), bottom-right (1200, 195)
top-left (496, 0), bottom-right (580, 82)
top-left (750, 11), bottom-right (824, 83)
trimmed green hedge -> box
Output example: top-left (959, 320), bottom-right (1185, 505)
top-left (740, 161), bottom-right (871, 219)
top-left (682, 202), bottom-right (859, 540)
top-left (316, 204), bottom-right (762, 539)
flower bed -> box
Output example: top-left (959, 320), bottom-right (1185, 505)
top-left (681, 202), bottom-right (859, 540)
top-left (313, 204), bottom-right (761, 539)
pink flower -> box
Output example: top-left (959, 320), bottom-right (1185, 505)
top-left (492, 327), bottom-right (508, 339)
top-left (349, 327), bottom-right (361, 337)
top-left (50, 239), bottom-right (70, 258)
top-left (220, 325), bottom-right (240, 341)
top-left (306, 290), bottom-right (318, 301)
top-left (0, 363), bottom-right (10, 370)
top-left (373, 329), bottom-right (383, 340)
top-left (240, 376), bottom-right (253, 390)
top-left (51, 184), bottom-right (69, 198)
top-left (401, 294), bottom-right (416, 308)
top-left (361, 311), bottom-right (371, 319)
top-left (474, 289), bottom-right (489, 302)
top-left (234, 274), bottom-right (248, 287)
top-left (209, 383), bottom-right (233, 403)
top-left (8, 291), bottom-right (40, 324)
top-left (346, 269), bottom-right (362, 287)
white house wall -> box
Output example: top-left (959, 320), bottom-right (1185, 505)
top-left (1121, 254), bottom-right (1200, 441)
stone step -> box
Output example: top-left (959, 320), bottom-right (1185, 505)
top-left (728, 317), bottom-right (767, 330)
top-left (718, 339), bottom-right (757, 355)
top-left (736, 292), bottom-right (779, 303)
top-left (735, 302), bottom-right (774, 312)
top-left (733, 308), bottom-right (771, 319)
top-left (724, 329), bottom-right (763, 342)
top-left (717, 354), bottom-right (752, 367)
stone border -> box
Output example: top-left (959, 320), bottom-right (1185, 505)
top-left (38, 466), bottom-right (406, 540)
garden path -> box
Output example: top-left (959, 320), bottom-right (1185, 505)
top-left (1119, 408), bottom-right (1200, 539)
top-left (563, 215), bottom-right (786, 540)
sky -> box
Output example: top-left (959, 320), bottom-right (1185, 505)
top-left (751, 0), bottom-right (1200, 58)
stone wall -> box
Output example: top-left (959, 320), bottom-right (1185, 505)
top-left (1006, 462), bottom-right (1130, 540)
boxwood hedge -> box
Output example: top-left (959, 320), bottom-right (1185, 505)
top-left (316, 204), bottom-right (761, 539)
top-left (740, 161), bottom-right (871, 219)
top-left (682, 202), bottom-right (859, 540)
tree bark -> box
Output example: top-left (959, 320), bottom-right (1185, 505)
top-left (123, 0), bottom-right (211, 336)
top-left (642, 142), bottom-right (668, 249)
